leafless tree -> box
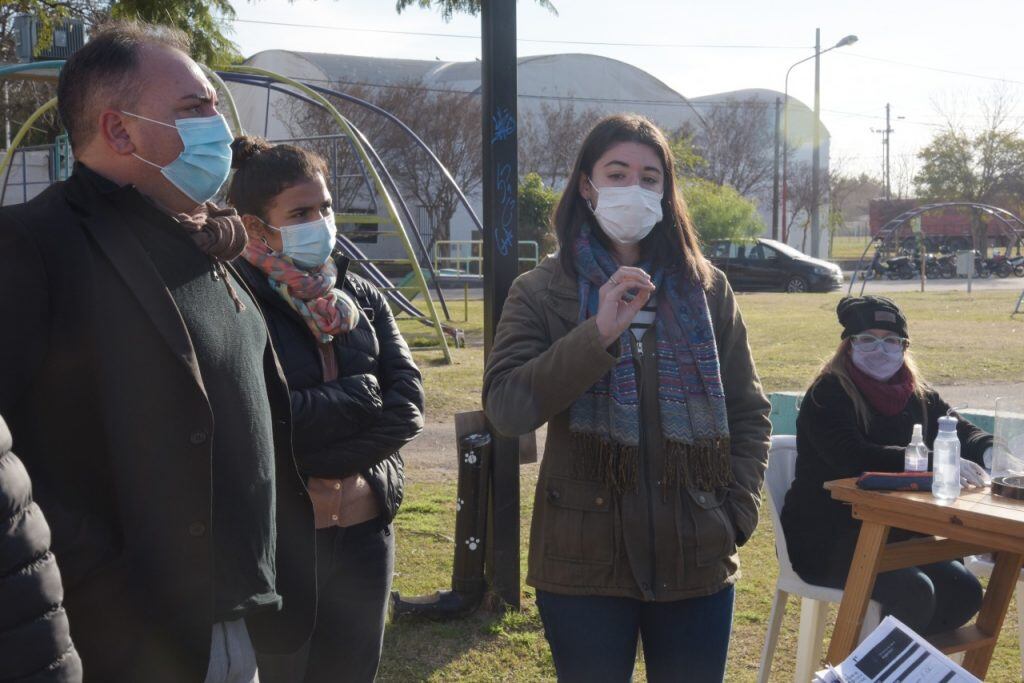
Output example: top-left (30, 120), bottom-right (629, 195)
top-left (280, 78), bottom-right (483, 253)
top-left (690, 95), bottom-right (777, 199)
top-left (518, 99), bottom-right (602, 187)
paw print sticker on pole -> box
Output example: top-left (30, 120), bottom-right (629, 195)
top-left (465, 536), bottom-right (482, 551)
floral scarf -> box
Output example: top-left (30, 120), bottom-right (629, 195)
top-left (243, 240), bottom-right (359, 343)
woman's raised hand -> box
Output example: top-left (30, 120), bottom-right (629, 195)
top-left (595, 266), bottom-right (656, 348)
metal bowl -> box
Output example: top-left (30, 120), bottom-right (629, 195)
top-left (991, 475), bottom-right (1024, 500)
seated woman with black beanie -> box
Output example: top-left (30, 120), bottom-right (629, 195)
top-left (781, 295), bottom-right (992, 636)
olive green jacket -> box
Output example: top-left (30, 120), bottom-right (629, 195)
top-left (482, 257), bottom-right (771, 601)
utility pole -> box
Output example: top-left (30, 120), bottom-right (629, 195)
top-left (811, 27), bottom-right (822, 258)
top-left (884, 103), bottom-right (892, 201)
top-left (772, 96), bottom-right (781, 241)
top-left (480, 0), bottom-right (520, 610)
top-left (872, 104), bottom-right (895, 200)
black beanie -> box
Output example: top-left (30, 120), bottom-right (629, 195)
top-left (836, 296), bottom-right (908, 339)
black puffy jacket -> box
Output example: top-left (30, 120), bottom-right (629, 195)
top-left (0, 416), bottom-right (82, 682)
top-left (236, 258), bottom-right (424, 524)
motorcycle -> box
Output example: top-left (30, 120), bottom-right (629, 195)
top-left (885, 254), bottom-right (918, 280)
top-left (1010, 255), bottom-right (1024, 277)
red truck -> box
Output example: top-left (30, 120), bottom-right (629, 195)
top-left (869, 199), bottom-right (980, 251)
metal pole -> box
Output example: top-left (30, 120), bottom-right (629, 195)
top-left (772, 97), bottom-right (781, 241)
top-left (880, 102), bottom-right (888, 200)
top-left (480, 0), bottom-right (521, 610)
top-left (811, 28), bottom-right (822, 258)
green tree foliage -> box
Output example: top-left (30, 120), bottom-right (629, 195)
top-left (669, 133), bottom-right (764, 243)
top-left (395, 0), bottom-right (557, 21)
top-left (914, 95), bottom-right (1024, 254)
top-left (669, 132), bottom-right (706, 177)
top-left (110, 0), bottom-right (241, 66)
top-left (680, 176), bottom-right (764, 244)
top-left (4, 0), bottom-right (238, 67)
top-left (517, 172), bottom-right (559, 254)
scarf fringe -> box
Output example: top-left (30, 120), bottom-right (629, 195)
top-left (571, 433), bottom-right (733, 497)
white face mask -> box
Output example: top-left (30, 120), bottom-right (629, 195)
top-left (851, 346), bottom-right (905, 381)
top-left (587, 178), bottom-right (663, 245)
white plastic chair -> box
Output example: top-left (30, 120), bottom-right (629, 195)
top-left (964, 554), bottom-right (1024, 676)
top-left (757, 434), bottom-right (883, 683)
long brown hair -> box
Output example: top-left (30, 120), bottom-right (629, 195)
top-left (553, 114), bottom-right (711, 285)
top-left (808, 338), bottom-right (928, 431)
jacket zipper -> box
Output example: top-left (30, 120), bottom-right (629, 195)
top-left (632, 334), bottom-right (657, 599)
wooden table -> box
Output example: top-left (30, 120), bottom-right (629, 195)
top-left (825, 478), bottom-right (1024, 679)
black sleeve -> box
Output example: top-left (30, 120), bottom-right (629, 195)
top-left (0, 212), bottom-right (50, 413)
top-left (926, 390), bottom-right (992, 466)
top-left (797, 377), bottom-right (906, 476)
top-left (289, 374), bottom-right (383, 455)
top-left (296, 286), bottom-right (424, 478)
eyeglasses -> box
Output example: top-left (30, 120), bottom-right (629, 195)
top-left (850, 334), bottom-right (909, 353)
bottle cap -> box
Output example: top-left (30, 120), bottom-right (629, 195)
top-left (912, 423), bottom-right (923, 439)
top-left (938, 416), bottom-right (957, 432)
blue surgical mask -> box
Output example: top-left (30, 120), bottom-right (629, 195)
top-left (122, 111), bottom-right (234, 204)
top-left (259, 213), bottom-right (337, 270)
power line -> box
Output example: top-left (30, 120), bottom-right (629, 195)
top-left (837, 51), bottom-right (1024, 86)
top-left (229, 17), bottom-right (809, 50)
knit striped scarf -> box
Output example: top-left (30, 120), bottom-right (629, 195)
top-left (569, 226), bottom-right (732, 496)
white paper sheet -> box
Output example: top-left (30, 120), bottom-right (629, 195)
top-left (814, 616), bottom-right (979, 683)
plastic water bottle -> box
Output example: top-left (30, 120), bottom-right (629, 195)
top-left (904, 424), bottom-right (928, 472)
top-left (932, 416), bottom-right (961, 504)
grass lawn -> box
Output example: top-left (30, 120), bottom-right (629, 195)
top-left (382, 475), bottom-right (1024, 682)
top-left (403, 290), bottom-right (1024, 424)
top-left (381, 288), bottom-right (1024, 681)
top-left (830, 235), bottom-right (873, 261)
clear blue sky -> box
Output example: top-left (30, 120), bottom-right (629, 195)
top-left (229, 0), bottom-right (1024, 183)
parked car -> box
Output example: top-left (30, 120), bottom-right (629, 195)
top-left (705, 238), bottom-right (844, 293)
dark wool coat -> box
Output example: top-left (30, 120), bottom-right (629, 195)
top-left (0, 171), bottom-right (315, 682)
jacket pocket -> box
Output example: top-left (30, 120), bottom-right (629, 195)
top-left (682, 488), bottom-right (737, 567)
top-left (542, 476), bottom-right (614, 565)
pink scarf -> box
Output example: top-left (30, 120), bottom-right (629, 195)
top-left (243, 240), bottom-right (359, 343)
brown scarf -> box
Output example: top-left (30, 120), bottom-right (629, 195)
top-left (173, 203), bottom-right (249, 311)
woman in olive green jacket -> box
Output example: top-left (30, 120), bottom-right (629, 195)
top-left (483, 114), bottom-right (771, 683)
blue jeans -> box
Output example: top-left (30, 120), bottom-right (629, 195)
top-left (535, 586), bottom-right (735, 683)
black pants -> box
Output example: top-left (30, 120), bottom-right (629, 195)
top-left (259, 518), bottom-right (395, 683)
top-left (812, 560), bottom-right (982, 636)
top-left (535, 585), bottom-right (735, 683)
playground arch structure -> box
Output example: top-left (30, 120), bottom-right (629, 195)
top-left (848, 201), bottom-right (1024, 296)
top-left (0, 60), bottom-right (483, 364)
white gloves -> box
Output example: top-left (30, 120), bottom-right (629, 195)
top-left (960, 459), bottom-right (992, 489)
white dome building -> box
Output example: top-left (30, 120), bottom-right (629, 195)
top-left (229, 51), bottom-right (828, 258)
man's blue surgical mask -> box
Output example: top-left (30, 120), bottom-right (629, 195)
top-left (259, 213), bottom-right (337, 270)
top-left (122, 111), bottom-right (233, 204)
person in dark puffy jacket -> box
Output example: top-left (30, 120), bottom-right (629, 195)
top-left (227, 136), bottom-right (424, 683)
top-left (0, 415), bottom-right (82, 682)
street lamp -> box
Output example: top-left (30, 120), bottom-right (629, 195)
top-left (778, 30), bottom-right (858, 254)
